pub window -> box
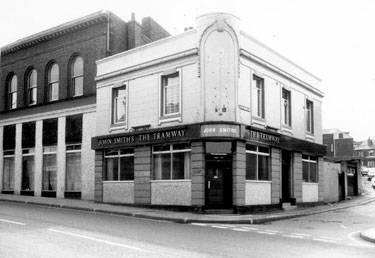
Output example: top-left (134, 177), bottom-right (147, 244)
top-left (252, 75), bottom-right (265, 119)
top-left (112, 85), bottom-right (127, 125)
top-left (160, 70), bottom-right (181, 120)
top-left (282, 88), bottom-right (291, 126)
top-left (246, 145), bottom-right (270, 181)
top-left (104, 149), bottom-right (134, 181)
top-left (302, 154), bottom-right (318, 183)
top-left (152, 143), bottom-right (191, 180)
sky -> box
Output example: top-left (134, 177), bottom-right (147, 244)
top-left (1, 0), bottom-right (375, 140)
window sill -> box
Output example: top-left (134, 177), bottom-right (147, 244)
top-left (151, 179), bottom-right (191, 182)
top-left (103, 180), bottom-right (134, 183)
top-left (252, 117), bottom-right (266, 127)
top-left (281, 126), bottom-right (293, 135)
top-left (159, 115), bottom-right (182, 124)
top-left (110, 124), bottom-right (127, 132)
top-left (305, 133), bottom-right (315, 142)
top-left (302, 182), bottom-right (318, 185)
top-left (245, 180), bottom-right (271, 183)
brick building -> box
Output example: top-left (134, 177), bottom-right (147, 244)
top-left (92, 13), bottom-right (326, 213)
top-left (0, 11), bottom-right (169, 200)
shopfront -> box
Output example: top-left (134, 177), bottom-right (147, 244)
top-left (92, 122), bottom-right (326, 212)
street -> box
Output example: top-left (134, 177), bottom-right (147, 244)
top-left (1, 200), bottom-right (374, 258)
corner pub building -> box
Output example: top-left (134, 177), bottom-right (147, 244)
top-left (92, 13), bottom-right (326, 213)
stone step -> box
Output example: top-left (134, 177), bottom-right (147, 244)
top-left (282, 202), bottom-right (297, 211)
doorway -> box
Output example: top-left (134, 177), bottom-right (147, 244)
top-left (281, 150), bottom-right (292, 202)
top-left (205, 154), bottom-right (233, 209)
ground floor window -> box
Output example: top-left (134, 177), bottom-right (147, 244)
top-left (246, 145), bottom-right (270, 181)
top-left (66, 144), bottom-right (82, 191)
top-left (43, 147), bottom-right (57, 191)
top-left (104, 149), bottom-right (134, 181)
top-left (22, 149), bottom-right (35, 191)
top-left (153, 143), bottom-right (191, 180)
top-left (302, 154), bottom-right (318, 183)
top-left (3, 151), bottom-right (15, 190)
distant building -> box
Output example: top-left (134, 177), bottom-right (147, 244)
top-left (0, 11), bottom-right (169, 200)
top-left (353, 138), bottom-right (375, 169)
top-left (92, 13), bottom-right (326, 212)
top-left (322, 129), bottom-right (361, 200)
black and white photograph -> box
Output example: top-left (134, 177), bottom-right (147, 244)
top-left (1, 0), bottom-right (375, 257)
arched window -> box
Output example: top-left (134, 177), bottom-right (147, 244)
top-left (71, 56), bottom-right (83, 97)
top-left (8, 74), bottom-right (17, 109)
top-left (48, 63), bottom-right (59, 101)
top-left (27, 69), bottom-right (37, 105)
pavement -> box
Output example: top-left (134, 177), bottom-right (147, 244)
top-left (1, 191), bottom-right (375, 244)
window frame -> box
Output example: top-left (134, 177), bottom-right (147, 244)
top-left (71, 56), bottom-right (84, 97)
top-left (302, 154), bottom-right (318, 183)
top-left (104, 148), bottom-right (134, 181)
top-left (27, 69), bottom-right (37, 105)
top-left (42, 146), bottom-right (57, 191)
top-left (8, 74), bottom-right (17, 110)
top-left (48, 63), bottom-right (59, 102)
top-left (152, 143), bottom-right (191, 180)
top-left (22, 148), bottom-right (35, 191)
top-left (245, 145), bottom-right (270, 181)
top-left (159, 69), bottom-right (182, 122)
top-left (111, 83), bottom-right (128, 127)
top-left (306, 99), bottom-right (314, 134)
top-left (3, 150), bottom-right (15, 190)
top-left (66, 144), bottom-right (82, 191)
top-left (282, 88), bottom-right (291, 127)
top-left (252, 75), bottom-right (265, 119)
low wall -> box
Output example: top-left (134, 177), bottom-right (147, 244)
top-left (103, 181), bottom-right (134, 204)
top-left (151, 180), bottom-right (191, 206)
top-left (245, 181), bottom-right (272, 205)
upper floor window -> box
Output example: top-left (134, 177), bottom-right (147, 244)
top-left (48, 63), bottom-right (59, 101)
top-left (71, 56), bottom-right (83, 97)
top-left (112, 85), bottom-right (127, 125)
top-left (282, 89), bottom-right (291, 126)
top-left (161, 71), bottom-right (181, 119)
top-left (27, 69), bottom-right (37, 105)
top-left (302, 154), bottom-right (318, 183)
top-left (8, 75), bottom-right (17, 109)
top-left (306, 99), bottom-right (314, 134)
top-left (252, 75), bottom-right (265, 118)
top-left (369, 151), bottom-right (374, 157)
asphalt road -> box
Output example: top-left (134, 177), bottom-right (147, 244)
top-left (1, 201), bottom-right (374, 258)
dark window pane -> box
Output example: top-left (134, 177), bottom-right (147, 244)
top-left (309, 163), bottom-right (317, 183)
top-left (246, 153), bottom-right (257, 180)
top-left (66, 114), bottom-right (82, 144)
top-left (120, 156), bottom-right (134, 180)
top-left (22, 122), bottom-right (36, 148)
top-left (258, 155), bottom-right (269, 180)
top-left (172, 152), bottom-right (185, 180)
top-left (154, 145), bottom-right (170, 152)
top-left (43, 119), bottom-right (58, 145)
top-left (120, 149), bottom-right (133, 155)
top-left (302, 161), bottom-right (309, 182)
top-left (258, 146), bottom-right (269, 154)
top-left (3, 125), bottom-right (16, 150)
top-left (105, 157), bottom-right (118, 181)
top-left (246, 145), bottom-right (257, 152)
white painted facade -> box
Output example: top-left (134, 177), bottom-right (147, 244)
top-left (94, 13), bottom-right (324, 209)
